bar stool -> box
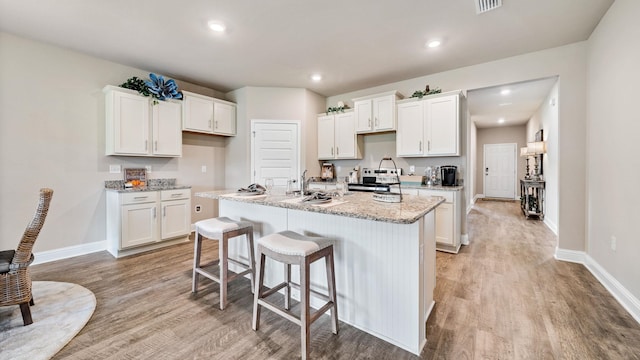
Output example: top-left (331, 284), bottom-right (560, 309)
top-left (192, 217), bottom-right (256, 310)
top-left (252, 230), bottom-right (338, 360)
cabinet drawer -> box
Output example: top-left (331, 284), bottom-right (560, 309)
top-left (419, 190), bottom-right (454, 203)
top-left (121, 191), bottom-right (159, 205)
top-left (161, 189), bottom-right (190, 200)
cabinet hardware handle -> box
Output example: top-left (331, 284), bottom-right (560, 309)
top-left (428, 140), bottom-right (431, 151)
top-left (145, 140), bottom-right (148, 151)
top-left (154, 141), bottom-right (158, 151)
top-left (153, 207), bottom-right (156, 218)
top-left (375, 117), bottom-right (378, 127)
top-left (171, 193), bottom-right (182, 197)
top-left (209, 120), bottom-right (212, 129)
top-left (134, 196), bottom-right (148, 200)
top-left (331, 147), bottom-right (334, 156)
top-left (336, 147), bottom-right (339, 156)
top-left (163, 206), bottom-right (166, 217)
top-left (368, 118), bottom-right (371, 128)
top-left (215, 121), bottom-right (218, 129)
top-left (419, 141), bottom-right (422, 152)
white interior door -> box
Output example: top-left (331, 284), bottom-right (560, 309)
top-left (251, 120), bottom-right (300, 190)
top-left (484, 143), bottom-right (517, 199)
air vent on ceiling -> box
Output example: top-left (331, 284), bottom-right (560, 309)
top-left (475, 0), bottom-right (502, 14)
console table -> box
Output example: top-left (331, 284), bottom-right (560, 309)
top-left (520, 179), bottom-right (545, 220)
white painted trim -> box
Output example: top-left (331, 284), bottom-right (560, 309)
top-left (584, 254), bottom-right (640, 324)
top-left (474, 194), bottom-right (484, 202)
top-left (554, 247), bottom-right (640, 325)
top-left (250, 119), bottom-right (302, 184)
top-left (461, 234), bottom-right (469, 245)
top-left (33, 240), bottom-right (107, 265)
top-left (544, 218), bottom-right (558, 236)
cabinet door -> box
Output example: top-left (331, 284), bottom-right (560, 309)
top-left (354, 100), bottom-right (373, 133)
top-left (334, 112), bottom-right (357, 159)
top-left (434, 202), bottom-right (454, 246)
top-left (213, 101), bottom-right (236, 135)
top-left (121, 202), bottom-right (158, 249)
top-left (426, 95), bottom-right (459, 156)
top-left (152, 100), bottom-right (182, 156)
top-left (396, 101), bottom-right (425, 156)
top-left (112, 91), bottom-right (150, 155)
top-left (373, 95), bottom-right (395, 131)
top-left (161, 199), bottom-right (191, 240)
top-left (317, 114), bottom-right (336, 159)
top-left (183, 94), bottom-right (213, 133)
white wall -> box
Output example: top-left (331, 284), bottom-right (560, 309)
top-left (586, 0), bottom-right (640, 301)
top-left (0, 32), bottom-right (227, 252)
top-left (327, 42), bottom-right (588, 252)
top-left (527, 80), bottom-right (559, 234)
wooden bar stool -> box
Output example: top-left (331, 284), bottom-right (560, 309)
top-left (192, 217), bottom-right (256, 310)
top-left (252, 230), bottom-right (338, 360)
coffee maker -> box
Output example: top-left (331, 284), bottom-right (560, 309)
top-left (440, 166), bottom-right (457, 186)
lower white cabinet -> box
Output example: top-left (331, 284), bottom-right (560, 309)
top-left (398, 187), bottom-right (462, 253)
top-left (107, 189), bottom-right (191, 257)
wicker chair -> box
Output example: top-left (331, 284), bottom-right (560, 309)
top-left (0, 188), bottom-right (53, 326)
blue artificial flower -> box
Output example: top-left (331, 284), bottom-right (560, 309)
top-left (145, 73), bottom-right (183, 101)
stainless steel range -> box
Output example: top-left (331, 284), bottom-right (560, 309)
top-left (347, 167), bottom-right (402, 192)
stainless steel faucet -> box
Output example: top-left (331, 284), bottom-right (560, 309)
top-left (301, 170), bottom-right (309, 194)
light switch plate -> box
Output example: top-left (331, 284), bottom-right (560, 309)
top-left (145, 165), bottom-right (152, 173)
top-left (201, 165), bottom-right (207, 173)
top-left (409, 165), bottom-right (416, 173)
top-left (109, 164), bottom-right (121, 174)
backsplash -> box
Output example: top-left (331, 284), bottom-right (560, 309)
top-left (104, 178), bottom-right (177, 189)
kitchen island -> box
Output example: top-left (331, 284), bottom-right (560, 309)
top-left (195, 190), bottom-right (444, 355)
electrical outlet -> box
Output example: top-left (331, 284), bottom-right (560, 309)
top-left (409, 165), bottom-right (416, 173)
top-left (611, 236), bottom-right (617, 251)
top-left (195, 205), bottom-right (202, 213)
top-left (201, 165), bottom-right (207, 173)
top-left (145, 165), bottom-right (152, 173)
top-left (109, 164), bottom-right (121, 174)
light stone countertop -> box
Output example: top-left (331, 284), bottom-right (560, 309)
top-left (195, 190), bottom-right (444, 224)
top-left (395, 184), bottom-right (464, 191)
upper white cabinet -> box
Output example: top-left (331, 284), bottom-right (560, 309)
top-left (104, 85), bottom-right (182, 157)
top-left (353, 91), bottom-right (403, 133)
top-left (317, 111), bottom-right (363, 160)
top-left (182, 90), bottom-right (236, 136)
top-left (396, 91), bottom-right (462, 157)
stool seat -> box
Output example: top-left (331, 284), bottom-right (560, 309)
top-left (258, 230), bottom-right (332, 256)
top-left (195, 217), bottom-right (252, 239)
top-left (192, 217), bottom-right (256, 310)
top-left (252, 231), bottom-right (338, 360)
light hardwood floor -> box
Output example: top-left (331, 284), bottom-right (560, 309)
top-left (31, 200), bottom-right (640, 359)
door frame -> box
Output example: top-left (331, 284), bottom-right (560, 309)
top-left (483, 142), bottom-right (518, 199)
top-left (250, 119), bottom-right (301, 184)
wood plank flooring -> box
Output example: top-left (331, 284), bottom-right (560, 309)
top-left (30, 200), bottom-right (640, 359)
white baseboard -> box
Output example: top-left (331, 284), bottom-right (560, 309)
top-left (555, 247), bottom-right (640, 324)
top-left (474, 194), bottom-right (484, 202)
top-left (33, 240), bottom-right (107, 265)
top-left (544, 218), bottom-right (558, 235)
top-left (461, 234), bottom-right (469, 245)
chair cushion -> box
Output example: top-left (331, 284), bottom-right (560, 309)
top-left (0, 250), bottom-right (16, 274)
top-left (195, 217), bottom-right (253, 239)
top-left (258, 231), bottom-right (332, 257)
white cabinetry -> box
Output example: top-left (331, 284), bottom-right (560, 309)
top-left (317, 111), bottom-right (363, 160)
top-left (353, 91), bottom-right (403, 133)
top-left (104, 85), bottom-right (182, 157)
top-left (107, 189), bottom-right (191, 257)
top-left (397, 187), bottom-right (462, 253)
top-left (396, 91), bottom-right (462, 157)
top-left (182, 90), bottom-right (236, 136)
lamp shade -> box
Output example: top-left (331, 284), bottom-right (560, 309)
top-left (527, 141), bottom-right (546, 155)
top-left (520, 147), bottom-right (530, 157)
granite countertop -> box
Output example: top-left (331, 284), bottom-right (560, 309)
top-left (104, 178), bottom-right (191, 193)
top-left (195, 190), bottom-right (444, 224)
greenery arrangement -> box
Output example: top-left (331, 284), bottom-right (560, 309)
top-left (120, 73), bottom-right (182, 103)
top-left (410, 85), bottom-right (442, 99)
top-left (326, 105), bottom-right (347, 114)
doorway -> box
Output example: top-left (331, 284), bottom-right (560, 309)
top-left (483, 143), bottom-right (517, 199)
top-left (250, 120), bottom-right (300, 189)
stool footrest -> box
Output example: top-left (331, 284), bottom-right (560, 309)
top-left (194, 267), bottom-right (253, 284)
top-left (258, 299), bottom-right (301, 326)
top-left (288, 282), bottom-right (330, 303)
top-left (260, 282), bottom-right (288, 298)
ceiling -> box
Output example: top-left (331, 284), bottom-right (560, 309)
top-left (468, 76), bottom-right (559, 128)
top-left (0, 0), bottom-right (612, 99)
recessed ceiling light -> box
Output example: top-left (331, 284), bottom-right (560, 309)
top-left (500, 89), bottom-right (511, 96)
top-left (208, 21), bottom-right (226, 32)
top-left (311, 74), bottom-right (322, 82)
top-left (498, 118), bottom-right (505, 124)
top-left (498, 102), bottom-right (512, 106)
top-left (426, 40), bottom-right (441, 48)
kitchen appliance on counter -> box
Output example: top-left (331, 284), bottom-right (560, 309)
top-left (348, 166), bottom-right (402, 193)
top-left (440, 165), bottom-right (457, 186)
top-left (321, 163), bottom-right (335, 180)
top-left (348, 166), bottom-right (360, 184)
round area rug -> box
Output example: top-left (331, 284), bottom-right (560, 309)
top-left (0, 281), bottom-right (96, 360)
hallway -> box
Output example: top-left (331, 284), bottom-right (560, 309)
top-left (424, 200), bottom-right (640, 359)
